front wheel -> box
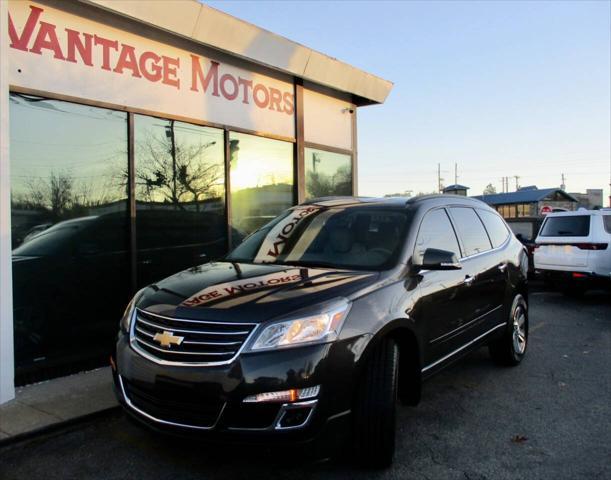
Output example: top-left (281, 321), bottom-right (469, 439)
top-left (489, 294), bottom-right (528, 366)
top-left (353, 338), bottom-right (399, 468)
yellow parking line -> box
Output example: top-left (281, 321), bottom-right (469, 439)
top-left (530, 322), bottom-right (546, 333)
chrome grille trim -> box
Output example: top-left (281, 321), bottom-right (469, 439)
top-left (135, 337), bottom-right (238, 356)
top-left (136, 309), bottom-right (255, 326)
top-left (137, 316), bottom-right (250, 336)
top-left (135, 326), bottom-right (241, 346)
top-left (130, 308), bottom-right (258, 367)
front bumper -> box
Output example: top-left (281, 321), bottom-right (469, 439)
top-left (112, 331), bottom-right (364, 444)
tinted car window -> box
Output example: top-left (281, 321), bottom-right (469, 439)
top-left (477, 209), bottom-right (510, 248)
top-left (602, 215), bottom-right (611, 234)
top-left (413, 208), bottom-right (461, 263)
top-left (449, 207), bottom-right (492, 257)
top-left (227, 206), bottom-right (410, 270)
top-left (540, 216), bottom-right (590, 237)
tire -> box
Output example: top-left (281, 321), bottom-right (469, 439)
top-left (353, 338), bottom-right (399, 468)
top-left (489, 294), bottom-right (528, 366)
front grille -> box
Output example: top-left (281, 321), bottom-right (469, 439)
top-left (122, 377), bottom-right (224, 428)
top-left (132, 309), bottom-right (257, 365)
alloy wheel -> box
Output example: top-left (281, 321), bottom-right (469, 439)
top-left (512, 306), bottom-right (527, 355)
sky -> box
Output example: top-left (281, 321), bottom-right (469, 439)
top-left (205, 0), bottom-right (611, 203)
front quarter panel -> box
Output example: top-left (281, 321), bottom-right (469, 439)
top-left (339, 274), bottom-right (423, 370)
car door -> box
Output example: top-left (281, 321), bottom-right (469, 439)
top-left (476, 208), bottom-right (512, 317)
top-left (447, 207), bottom-right (503, 337)
top-left (414, 208), bottom-right (473, 366)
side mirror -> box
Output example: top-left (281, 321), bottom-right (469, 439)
top-left (413, 248), bottom-right (462, 272)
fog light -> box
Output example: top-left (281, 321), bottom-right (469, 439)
top-left (278, 407), bottom-right (313, 429)
top-left (243, 385), bottom-right (320, 403)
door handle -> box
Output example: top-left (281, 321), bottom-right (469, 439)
top-left (463, 275), bottom-right (476, 287)
top-left (498, 263), bottom-right (507, 272)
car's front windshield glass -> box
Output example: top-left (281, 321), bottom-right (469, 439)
top-left (226, 205), bottom-right (410, 270)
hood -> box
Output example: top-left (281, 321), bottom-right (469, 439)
top-left (137, 261), bottom-right (381, 323)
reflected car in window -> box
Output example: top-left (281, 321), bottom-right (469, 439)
top-left (112, 196), bottom-right (529, 467)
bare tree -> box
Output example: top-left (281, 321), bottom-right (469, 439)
top-left (135, 130), bottom-right (223, 210)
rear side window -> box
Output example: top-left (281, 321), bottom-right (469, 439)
top-left (449, 207), bottom-right (493, 257)
top-left (540, 216), bottom-right (590, 237)
top-left (414, 208), bottom-right (461, 264)
top-left (477, 210), bottom-right (510, 248)
top-left (603, 215), bottom-right (611, 234)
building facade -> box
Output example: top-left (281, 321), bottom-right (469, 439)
top-left (473, 187), bottom-right (578, 220)
top-left (569, 189), bottom-right (604, 210)
top-left (0, 0), bottom-right (392, 403)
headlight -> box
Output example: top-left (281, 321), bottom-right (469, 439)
top-left (120, 288), bottom-right (146, 333)
top-left (249, 298), bottom-right (351, 351)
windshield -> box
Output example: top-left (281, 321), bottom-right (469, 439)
top-left (226, 205), bottom-right (410, 270)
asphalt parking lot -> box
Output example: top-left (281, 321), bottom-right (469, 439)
top-left (1, 287), bottom-right (609, 480)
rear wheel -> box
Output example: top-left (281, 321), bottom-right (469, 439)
top-left (353, 338), bottom-right (399, 468)
top-left (489, 294), bottom-right (528, 366)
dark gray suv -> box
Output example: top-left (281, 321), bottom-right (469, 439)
top-left (113, 195), bottom-right (529, 467)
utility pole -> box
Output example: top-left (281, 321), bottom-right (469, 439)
top-left (514, 175), bottom-right (520, 191)
top-left (500, 176), bottom-right (510, 193)
top-left (560, 173), bottom-right (566, 191)
top-left (438, 163), bottom-right (444, 193)
top-left (165, 120), bottom-right (177, 204)
top-left (454, 163), bottom-right (458, 185)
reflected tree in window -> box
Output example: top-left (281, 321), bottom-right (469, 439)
top-left (304, 148), bottom-right (352, 199)
top-left (134, 116), bottom-right (227, 287)
top-left (134, 119), bottom-right (224, 210)
top-left (9, 94), bottom-right (130, 384)
top-left (228, 132), bottom-right (294, 240)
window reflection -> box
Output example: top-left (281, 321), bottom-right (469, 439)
top-left (304, 148), bottom-right (352, 199)
top-left (229, 132), bottom-right (294, 241)
top-left (134, 116), bottom-right (226, 286)
top-left (10, 94), bottom-right (129, 384)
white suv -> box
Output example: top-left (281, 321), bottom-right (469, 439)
top-left (534, 209), bottom-right (611, 294)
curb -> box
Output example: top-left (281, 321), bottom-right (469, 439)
top-left (0, 406), bottom-right (121, 449)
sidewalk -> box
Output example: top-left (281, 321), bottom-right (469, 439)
top-left (0, 367), bottom-right (118, 444)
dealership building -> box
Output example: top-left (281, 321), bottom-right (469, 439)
top-left (0, 0), bottom-right (392, 403)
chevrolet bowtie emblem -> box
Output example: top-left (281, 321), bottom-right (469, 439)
top-left (153, 330), bottom-right (184, 348)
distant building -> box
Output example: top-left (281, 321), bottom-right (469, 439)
top-left (569, 189), bottom-right (603, 210)
top-left (472, 186), bottom-right (578, 219)
top-left (442, 184), bottom-right (470, 196)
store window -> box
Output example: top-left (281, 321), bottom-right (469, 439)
top-left (229, 132), bottom-right (294, 242)
top-left (134, 115), bottom-right (227, 286)
top-left (304, 148), bottom-right (352, 199)
top-left (10, 94), bottom-right (129, 383)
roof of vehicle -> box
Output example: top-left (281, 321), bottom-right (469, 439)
top-left (302, 195), bottom-right (490, 209)
top-left (473, 188), bottom-right (578, 206)
top-left (443, 184), bottom-right (470, 191)
top-left (542, 209), bottom-right (611, 217)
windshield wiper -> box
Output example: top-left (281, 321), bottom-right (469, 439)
top-left (280, 260), bottom-right (355, 270)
